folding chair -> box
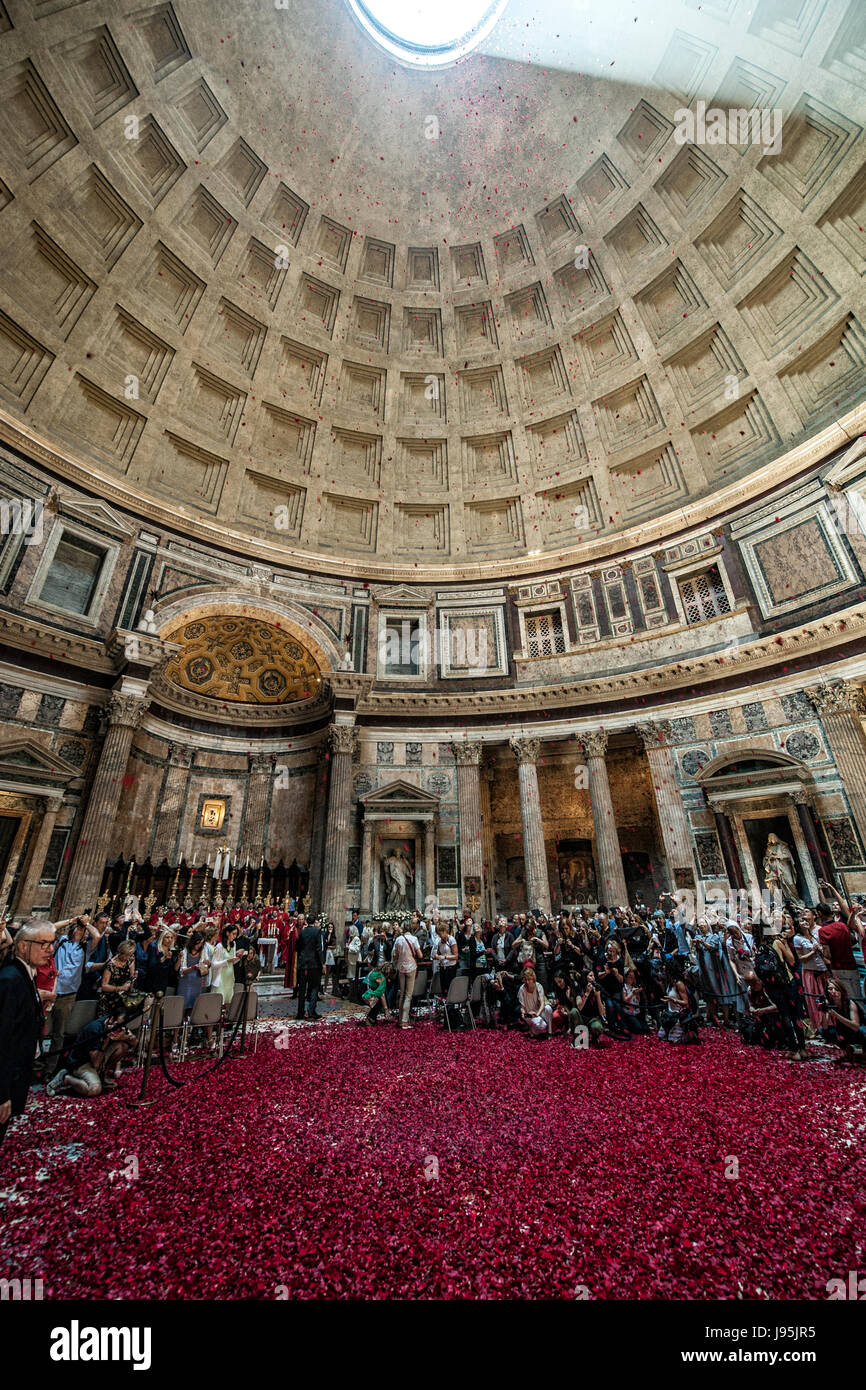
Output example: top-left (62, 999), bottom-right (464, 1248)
top-left (225, 988), bottom-right (260, 1052)
top-left (469, 974), bottom-right (491, 1027)
top-left (181, 992), bottom-right (224, 1060)
top-left (441, 975), bottom-right (474, 1032)
top-left (63, 999), bottom-right (97, 1039)
top-left (409, 969), bottom-right (428, 1019)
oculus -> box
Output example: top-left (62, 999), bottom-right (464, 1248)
top-left (347, 0), bottom-right (508, 67)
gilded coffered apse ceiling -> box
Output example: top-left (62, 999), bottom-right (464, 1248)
top-left (162, 616), bottom-right (321, 705)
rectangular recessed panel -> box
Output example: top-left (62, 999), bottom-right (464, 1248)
top-left (553, 254), bottom-right (609, 320)
top-left (8, 222), bottom-right (97, 339)
top-left (464, 497), bottom-right (525, 553)
top-left (663, 323), bottom-right (747, 413)
top-left (156, 433), bottom-right (228, 513)
top-left (394, 503), bottom-right (450, 555)
top-left (0, 58), bottom-right (77, 181)
top-left (634, 260), bottom-right (707, 343)
top-left (136, 241), bottom-right (205, 331)
top-left (277, 337), bottom-right (327, 403)
top-left (527, 410), bottom-right (587, 475)
top-left (737, 248), bottom-right (839, 356)
top-left (396, 438), bottom-right (448, 491)
top-left (779, 314), bottom-right (866, 421)
top-left (253, 403), bottom-right (316, 471)
top-left (690, 390), bottom-right (780, 480)
top-left (694, 190), bottom-right (783, 288)
top-left (319, 494), bottom-right (378, 552)
top-left (610, 443), bottom-right (688, 520)
top-left (0, 310), bottom-right (54, 409)
top-left (399, 372), bottom-right (445, 420)
top-left (239, 470), bottom-right (305, 540)
top-left (759, 94), bottom-right (861, 210)
top-left (52, 25), bottom-right (138, 127)
top-left (59, 374), bottom-right (146, 471)
top-left (593, 376), bottom-right (665, 453)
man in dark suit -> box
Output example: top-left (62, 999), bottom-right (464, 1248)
top-left (0, 919), bottom-right (53, 1149)
top-left (295, 916), bottom-right (324, 1021)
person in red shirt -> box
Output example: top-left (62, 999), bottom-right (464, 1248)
top-left (33, 928), bottom-right (59, 1079)
top-left (816, 892), bottom-right (861, 1003)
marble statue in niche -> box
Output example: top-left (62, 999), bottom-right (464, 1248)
top-left (382, 846), bottom-right (415, 910)
top-left (763, 833), bottom-right (802, 905)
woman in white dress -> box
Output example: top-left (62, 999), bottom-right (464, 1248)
top-left (210, 924), bottom-right (245, 1008)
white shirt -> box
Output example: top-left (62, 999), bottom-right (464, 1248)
top-left (392, 933), bottom-right (420, 973)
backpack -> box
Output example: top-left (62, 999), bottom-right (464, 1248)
top-left (754, 945), bottom-right (785, 988)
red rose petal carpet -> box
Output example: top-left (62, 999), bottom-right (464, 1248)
top-left (2, 1025), bottom-right (865, 1299)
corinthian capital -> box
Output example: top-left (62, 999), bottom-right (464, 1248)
top-left (808, 680), bottom-right (866, 716)
top-left (509, 736), bottom-right (541, 766)
top-left (168, 743), bottom-right (193, 769)
top-left (106, 690), bottom-right (148, 730)
top-left (635, 720), bottom-right (672, 751)
top-left (451, 740), bottom-right (483, 767)
top-left (580, 729), bottom-right (609, 759)
top-left (249, 753), bottom-right (274, 775)
top-left (329, 724), bottom-right (359, 757)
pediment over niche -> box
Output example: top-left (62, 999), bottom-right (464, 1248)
top-left (0, 738), bottom-right (80, 788)
top-left (368, 585), bottom-right (431, 608)
top-left (359, 778), bottom-right (440, 809)
top-left (57, 496), bottom-right (135, 540)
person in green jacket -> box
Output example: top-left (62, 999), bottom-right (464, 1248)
top-left (358, 965), bottom-right (390, 1025)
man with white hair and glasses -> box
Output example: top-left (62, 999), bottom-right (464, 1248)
top-left (0, 919), bottom-right (55, 1148)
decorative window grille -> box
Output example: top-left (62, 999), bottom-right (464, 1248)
top-left (678, 564), bottom-right (731, 624)
top-left (525, 609), bottom-right (566, 657)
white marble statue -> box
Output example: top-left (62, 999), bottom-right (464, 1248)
top-left (382, 848), bottom-right (414, 910)
top-left (763, 833), bottom-right (802, 906)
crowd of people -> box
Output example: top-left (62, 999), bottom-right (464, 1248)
top-left (1, 877), bottom-right (864, 1150)
top-left (341, 881), bottom-right (866, 1058)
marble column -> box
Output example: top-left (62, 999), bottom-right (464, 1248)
top-left (15, 794), bottom-right (64, 914)
top-left (712, 807), bottom-right (745, 890)
top-left (509, 737), bottom-right (552, 914)
top-left (360, 818), bottom-right (373, 914)
top-left (424, 818), bottom-right (436, 914)
top-left (308, 743), bottom-right (329, 909)
top-left (63, 688), bottom-right (149, 915)
top-left (731, 812), bottom-right (762, 907)
top-left (636, 720), bottom-right (694, 891)
top-left (580, 729), bottom-right (628, 907)
top-left (791, 786), bottom-right (831, 884)
top-left (149, 744), bottom-right (193, 865)
top-left (321, 724), bottom-right (358, 945)
top-left (808, 681), bottom-right (866, 851)
top-left (245, 753), bottom-right (274, 864)
top-left (785, 794), bottom-right (820, 906)
top-left (452, 740), bottom-right (483, 919)
top-left (481, 762), bottom-right (497, 921)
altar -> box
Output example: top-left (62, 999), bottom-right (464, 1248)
top-left (356, 780), bottom-right (441, 914)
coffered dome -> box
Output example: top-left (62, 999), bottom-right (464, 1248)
top-left (0, 0), bottom-right (865, 579)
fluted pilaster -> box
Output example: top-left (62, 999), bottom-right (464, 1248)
top-left (64, 689), bottom-right (149, 914)
top-left (15, 795), bottom-right (64, 915)
top-left (509, 737), bottom-right (551, 913)
top-left (809, 681), bottom-right (866, 851)
top-left (580, 728), bottom-right (628, 906)
top-left (149, 743), bottom-right (193, 864)
top-left (244, 753), bottom-right (274, 863)
top-left (452, 740), bottom-right (483, 917)
top-left (636, 720), bottom-right (694, 890)
top-left (481, 762), bottom-right (496, 921)
top-left (321, 724), bottom-right (358, 944)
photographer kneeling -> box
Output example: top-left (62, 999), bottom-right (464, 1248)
top-left (47, 1008), bottom-right (134, 1098)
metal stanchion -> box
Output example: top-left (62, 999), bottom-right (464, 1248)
top-left (130, 993), bottom-right (163, 1107)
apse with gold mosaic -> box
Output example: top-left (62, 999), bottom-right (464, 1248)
top-left (163, 617), bottom-right (321, 705)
